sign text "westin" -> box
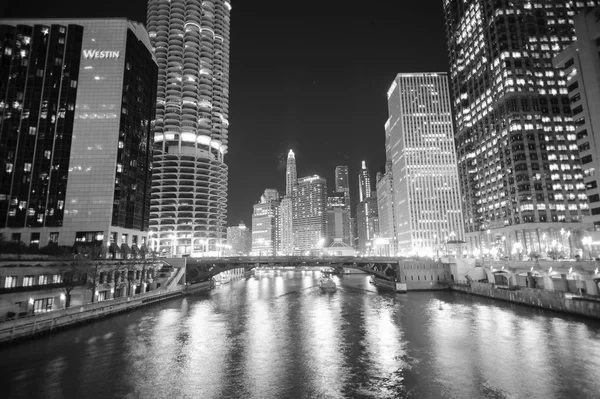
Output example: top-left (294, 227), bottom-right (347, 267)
top-left (82, 50), bottom-right (120, 59)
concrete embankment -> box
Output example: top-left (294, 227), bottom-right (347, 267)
top-left (451, 282), bottom-right (600, 320)
top-left (0, 281), bottom-right (212, 345)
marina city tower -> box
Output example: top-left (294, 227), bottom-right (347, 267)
top-left (147, 0), bottom-right (232, 256)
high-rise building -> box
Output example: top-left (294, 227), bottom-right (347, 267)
top-left (554, 8), bottom-right (600, 230)
top-left (386, 73), bottom-right (464, 255)
top-left (334, 165), bottom-right (352, 246)
top-left (376, 162), bottom-right (396, 254)
top-left (292, 175), bottom-right (327, 253)
top-left (227, 222), bottom-right (251, 255)
top-left (444, 0), bottom-right (595, 256)
top-left (147, 0), bottom-right (232, 257)
top-left (356, 195), bottom-right (379, 254)
top-left (251, 189), bottom-right (279, 256)
top-left (286, 149), bottom-right (297, 196)
top-left (358, 161), bottom-right (371, 202)
top-left (326, 194), bottom-right (350, 245)
top-left (279, 149), bottom-right (296, 255)
top-left (0, 19), bottom-right (157, 256)
top-left (335, 165), bottom-right (350, 207)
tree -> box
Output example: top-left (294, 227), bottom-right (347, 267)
top-left (86, 261), bottom-right (103, 303)
top-left (56, 258), bottom-right (89, 308)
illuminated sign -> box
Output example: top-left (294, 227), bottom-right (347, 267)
top-left (82, 50), bottom-right (120, 59)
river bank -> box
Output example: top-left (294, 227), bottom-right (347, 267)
top-left (0, 281), bottom-right (213, 346)
top-left (451, 281), bottom-right (600, 320)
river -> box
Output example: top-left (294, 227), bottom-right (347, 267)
top-left (2, 270), bottom-right (600, 398)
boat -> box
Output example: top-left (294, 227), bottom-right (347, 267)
top-left (319, 277), bottom-right (336, 292)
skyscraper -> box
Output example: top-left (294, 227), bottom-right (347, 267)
top-left (376, 162), bottom-right (396, 255)
top-left (251, 189), bottom-right (279, 256)
top-left (334, 165), bottom-right (352, 245)
top-left (0, 19), bottom-right (157, 256)
top-left (554, 8), bottom-right (600, 229)
top-left (326, 194), bottom-right (350, 245)
top-left (286, 149), bottom-right (297, 196)
top-left (358, 161), bottom-right (371, 202)
top-left (444, 0), bottom-right (594, 256)
top-left (227, 222), bottom-right (251, 255)
top-left (292, 175), bottom-right (327, 253)
top-left (356, 196), bottom-right (379, 255)
top-left (147, 0), bottom-right (232, 257)
top-left (386, 73), bottom-right (464, 255)
top-left (279, 149), bottom-right (296, 255)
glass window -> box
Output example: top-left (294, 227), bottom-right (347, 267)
top-left (33, 297), bottom-right (54, 313)
top-left (22, 276), bottom-right (35, 287)
top-left (4, 276), bottom-right (17, 288)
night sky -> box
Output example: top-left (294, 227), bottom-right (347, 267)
top-left (2, 0), bottom-right (449, 228)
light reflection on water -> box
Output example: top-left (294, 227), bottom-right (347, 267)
top-left (2, 272), bottom-right (600, 399)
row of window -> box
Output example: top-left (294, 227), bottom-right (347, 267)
top-left (4, 274), bottom-right (62, 288)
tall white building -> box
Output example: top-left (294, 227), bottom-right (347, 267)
top-left (292, 175), bottom-right (327, 253)
top-left (147, 0), bottom-right (232, 257)
top-left (386, 73), bottom-right (464, 255)
top-left (358, 161), bottom-right (371, 202)
top-left (251, 189), bottom-right (279, 256)
top-left (376, 162), bottom-right (396, 255)
top-left (279, 150), bottom-right (296, 254)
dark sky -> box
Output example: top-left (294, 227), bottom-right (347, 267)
top-left (2, 0), bottom-right (449, 228)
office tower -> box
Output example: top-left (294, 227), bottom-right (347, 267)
top-left (147, 0), bottom-right (232, 257)
top-left (358, 161), bottom-right (372, 202)
top-left (251, 189), bottom-right (279, 256)
top-left (386, 73), bottom-right (464, 255)
top-left (286, 149), bottom-right (297, 195)
top-left (335, 165), bottom-right (350, 207)
top-left (292, 175), bottom-right (327, 253)
top-left (554, 8), bottom-right (600, 231)
top-left (279, 149), bottom-right (296, 255)
top-left (227, 222), bottom-right (251, 255)
top-left (334, 165), bottom-right (352, 245)
top-left (326, 194), bottom-right (350, 245)
top-left (444, 0), bottom-right (595, 256)
top-left (0, 19), bottom-right (157, 256)
top-left (356, 195), bottom-right (379, 255)
top-left (376, 162), bottom-right (396, 255)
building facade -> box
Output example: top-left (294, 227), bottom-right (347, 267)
top-left (334, 165), bottom-right (352, 245)
top-left (279, 149), bottom-right (296, 255)
top-left (326, 194), bottom-right (350, 245)
top-left (554, 8), bottom-right (600, 230)
top-left (147, 0), bottom-right (232, 257)
top-left (358, 161), bottom-right (371, 202)
top-left (292, 175), bottom-right (327, 253)
top-left (356, 195), bottom-right (379, 255)
top-left (226, 222), bottom-right (251, 255)
top-left (386, 73), bottom-right (464, 255)
top-left (376, 162), bottom-right (396, 255)
top-left (0, 19), bottom-right (157, 256)
top-left (251, 189), bottom-right (279, 256)
top-left (444, 0), bottom-right (596, 257)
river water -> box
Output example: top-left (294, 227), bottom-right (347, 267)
top-left (2, 270), bottom-right (600, 399)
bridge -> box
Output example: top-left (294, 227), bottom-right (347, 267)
top-left (185, 256), bottom-right (404, 284)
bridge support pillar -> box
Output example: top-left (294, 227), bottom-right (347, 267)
top-left (584, 278), bottom-right (599, 296)
top-left (543, 274), bottom-right (554, 291)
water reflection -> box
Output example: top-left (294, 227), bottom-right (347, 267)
top-left (1, 273), bottom-right (600, 399)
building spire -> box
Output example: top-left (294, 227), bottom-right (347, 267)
top-left (286, 149), bottom-right (297, 196)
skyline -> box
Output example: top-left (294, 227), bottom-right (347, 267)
top-left (0, 0), bottom-right (449, 228)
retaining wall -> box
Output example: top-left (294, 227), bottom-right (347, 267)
top-left (0, 281), bottom-right (212, 345)
top-left (451, 282), bottom-right (600, 320)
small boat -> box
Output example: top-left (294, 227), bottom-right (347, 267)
top-left (319, 277), bottom-right (336, 292)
